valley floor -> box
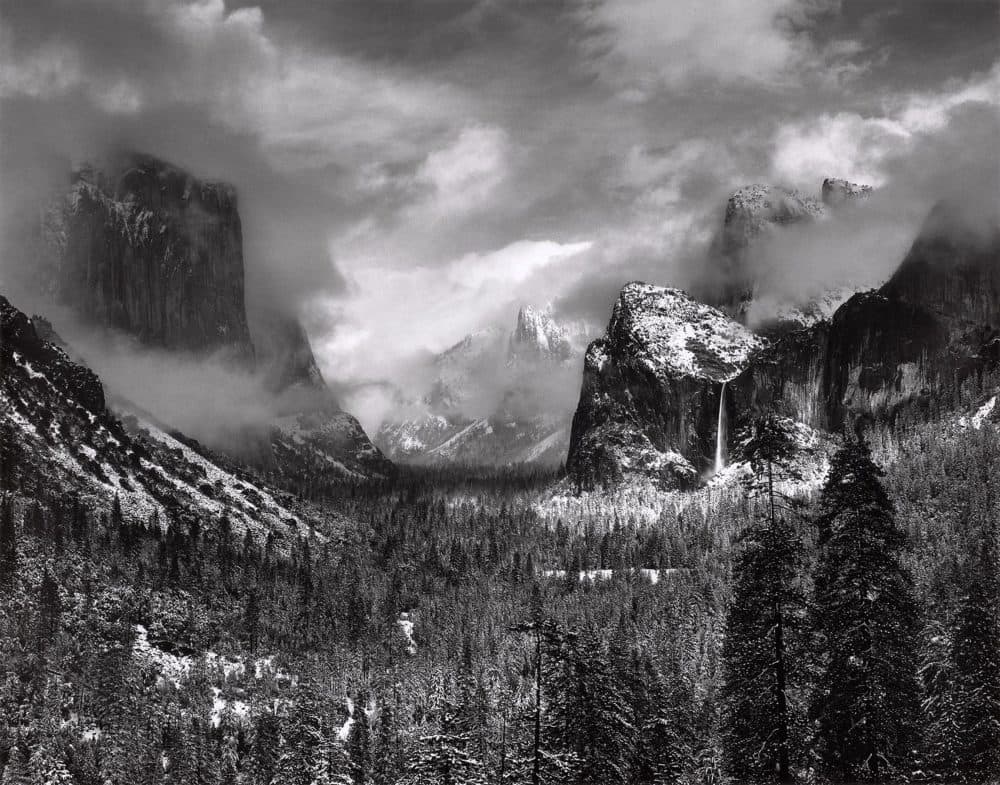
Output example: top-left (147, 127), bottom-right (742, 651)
top-left (1, 409), bottom-right (999, 784)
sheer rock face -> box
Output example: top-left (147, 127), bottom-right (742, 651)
top-left (38, 153), bottom-right (390, 479)
top-left (567, 283), bottom-right (763, 489)
top-left (46, 153), bottom-right (253, 360)
top-left (250, 309), bottom-right (327, 395)
top-left (737, 205), bottom-right (1000, 433)
top-left (568, 205), bottom-right (1000, 489)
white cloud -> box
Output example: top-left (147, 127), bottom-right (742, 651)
top-left (580, 0), bottom-right (837, 97)
top-left (416, 125), bottom-right (509, 213)
top-left (0, 0), bottom-right (469, 172)
top-left (316, 239), bottom-right (592, 386)
top-left (770, 63), bottom-right (1000, 188)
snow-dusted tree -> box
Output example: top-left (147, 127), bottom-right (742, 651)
top-left (625, 647), bottom-right (692, 784)
top-left (275, 684), bottom-right (326, 785)
top-left (951, 532), bottom-right (1000, 778)
top-left (810, 438), bottom-right (920, 782)
top-left (0, 495), bottom-right (15, 585)
top-left (720, 413), bottom-right (807, 783)
top-left (250, 711), bottom-right (281, 785)
top-left (348, 690), bottom-right (373, 784)
top-left (402, 698), bottom-right (486, 785)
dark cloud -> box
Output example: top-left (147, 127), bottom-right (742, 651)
top-left (1, 0), bottom-right (997, 431)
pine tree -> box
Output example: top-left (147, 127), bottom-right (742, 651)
top-left (720, 413), bottom-right (806, 783)
top-left (510, 589), bottom-right (580, 785)
top-left (0, 495), bottom-right (16, 585)
top-left (567, 629), bottom-right (635, 785)
top-left (810, 438), bottom-right (921, 782)
top-left (275, 695), bottom-right (323, 785)
top-left (250, 712), bottom-right (281, 785)
top-left (403, 692), bottom-right (485, 785)
top-left (721, 516), bottom-right (804, 783)
top-left (951, 532), bottom-right (1000, 778)
top-left (372, 688), bottom-right (403, 785)
top-left (36, 567), bottom-right (62, 646)
top-left (348, 691), bottom-right (373, 784)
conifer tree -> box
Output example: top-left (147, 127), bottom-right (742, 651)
top-left (348, 691), bottom-right (373, 784)
top-left (0, 495), bottom-right (16, 584)
top-left (810, 438), bottom-right (920, 782)
top-left (951, 532), bottom-right (1000, 777)
top-left (721, 413), bottom-right (806, 783)
top-left (250, 712), bottom-right (281, 785)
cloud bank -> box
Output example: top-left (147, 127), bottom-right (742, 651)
top-left (1, 0), bottom-right (997, 433)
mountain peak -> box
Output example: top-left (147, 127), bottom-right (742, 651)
top-left (821, 177), bottom-right (873, 206)
top-left (508, 304), bottom-right (573, 364)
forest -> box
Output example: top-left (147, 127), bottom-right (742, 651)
top-left (0, 412), bottom-right (998, 785)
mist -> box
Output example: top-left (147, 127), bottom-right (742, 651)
top-left (43, 307), bottom-right (337, 457)
top-left (2, 0), bottom-right (997, 447)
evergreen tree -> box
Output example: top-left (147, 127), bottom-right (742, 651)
top-left (0, 495), bottom-right (15, 584)
top-left (250, 712), bottom-right (281, 785)
top-left (348, 692), bottom-right (373, 784)
top-left (275, 695), bottom-right (323, 785)
top-left (951, 532), bottom-right (1000, 778)
top-left (721, 414), bottom-right (806, 783)
top-left (810, 438), bottom-right (920, 782)
top-left (403, 705), bottom-right (485, 785)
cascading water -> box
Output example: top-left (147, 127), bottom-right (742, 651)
top-left (714, 381), bottom-right (728, 474)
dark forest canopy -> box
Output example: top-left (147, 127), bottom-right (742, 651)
top-left (1, 418), bottom-right (998, 784)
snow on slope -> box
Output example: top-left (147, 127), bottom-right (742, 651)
top-left (610, 283), bottom-right (765, 383)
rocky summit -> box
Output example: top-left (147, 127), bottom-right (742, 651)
top-left (696, 179), bottom-right (874, 324)
top-left (43, 153), bottom-right (254, 359)
top-left (567, 284), bottom-right (763, 489)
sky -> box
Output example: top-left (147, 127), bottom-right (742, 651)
top-left (1, 0), bottom-right (998, 429)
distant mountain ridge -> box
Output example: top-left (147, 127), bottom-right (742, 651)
top-left (377, 305), bottom-right (586, 466)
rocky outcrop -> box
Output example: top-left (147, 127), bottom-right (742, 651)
top-left (567, 283), bottom-right (763, 489)
top-left (1, 294), bottom-right (105, 414)
top-left (695, 179), bottom-right (875, 324)
top-left (45, 153), bottom-right (254, 359)
top-left (822, 178), bottom-right (873, 206)
top-left (696, 184), bottom-right (824, 318)
top-left (568, 204), bottom-right (1000, 489)
top-left (250, 309), bottom-right (327, 394)
top-left (508, 305), bottom-right (574, 365)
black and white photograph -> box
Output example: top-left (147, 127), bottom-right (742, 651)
top-left (0, 1), bottom-right (998, 782)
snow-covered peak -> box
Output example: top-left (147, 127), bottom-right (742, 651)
top-left (822, 177), bottom-right (873, 207)
top-left (508, 305), bottom-right (574, 364)
top-left (608, 283), bottom-right (765, 382)
top-left (724, 184), bottom-right (823, 235)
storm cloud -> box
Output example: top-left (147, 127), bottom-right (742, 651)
top-left (1, 0), bottom-right (997, 431)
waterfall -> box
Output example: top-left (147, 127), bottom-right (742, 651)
top-left (714, 381), bottom-right (728, 474)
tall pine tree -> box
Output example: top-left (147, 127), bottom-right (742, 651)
top-left (810, 438), bottom-right (920, 782)
top-left (950, 530), bottom-right (1000, 778)
top-left (721, 414), bottom-right (806, 783)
